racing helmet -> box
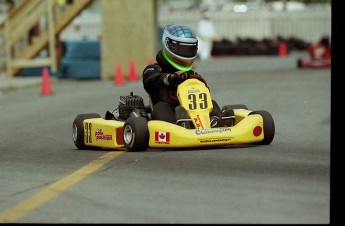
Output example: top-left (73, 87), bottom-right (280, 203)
top-left (162, 24), bottom-right (198, 71)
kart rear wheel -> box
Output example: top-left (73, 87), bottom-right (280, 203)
top-left (123, 117), bottom-right (149, 152)
top-left (222, 104), bottom-right (248, 110)
top-left (249, 110), bottom-right (275, 145)
top-left (72, 113), bottom-right (101, 150)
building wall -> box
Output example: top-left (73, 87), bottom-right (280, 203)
top-left (101, 0), bottom-right (157, 80)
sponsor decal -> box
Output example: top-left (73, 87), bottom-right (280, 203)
top-left (195, 127), bottom-right (230, 135)
top-left (155, 131), bottom-right (170, 144)
top-left (193, 115), bottom-right (204, 129)
top-left (199, 138), bottom-right (232, 143)
top-left (188, 88), bottom-right (201, 94)
top-left (95, 128), bottom-right (112, 141)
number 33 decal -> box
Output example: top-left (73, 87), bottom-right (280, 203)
top-left (85, 123), bottom-right (92, 144)
top-left (188, 93), bottom-right (208, 110)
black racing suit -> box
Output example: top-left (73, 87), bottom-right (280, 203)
top-left (142, 50), bottom-right (218, 123)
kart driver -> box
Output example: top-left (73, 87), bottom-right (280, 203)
top-left (142, 24), bottom-right (226, 128)
top-left (308, 35), bottom-right (331, 60)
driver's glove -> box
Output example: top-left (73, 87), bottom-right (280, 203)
top-left (163, 71), bottom-right (190, 86)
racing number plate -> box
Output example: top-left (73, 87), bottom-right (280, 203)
top-left (177, 79), bottom-right (213, 129)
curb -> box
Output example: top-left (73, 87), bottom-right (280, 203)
top-left (0, 76), bottom-right (43, 94)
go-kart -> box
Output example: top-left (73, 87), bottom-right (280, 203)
top-left (72, 78), bottom-right (275, 152)
top-left (297, 43), bottom-right (331, 69)
top-left (297, 58), bottom-right (331, 69)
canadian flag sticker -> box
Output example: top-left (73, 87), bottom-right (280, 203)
top-left (155, 131), bottom-right (170, 143)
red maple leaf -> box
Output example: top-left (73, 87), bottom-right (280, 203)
top-left (159, 133), bottom-right (166, 139)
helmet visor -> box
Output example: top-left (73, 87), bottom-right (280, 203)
top-left (166, 38), bottom-right (197, 58)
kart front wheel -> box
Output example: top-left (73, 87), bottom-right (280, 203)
top-left (249, 110), bottom-right (275, 145)
top-left (123, 117), bottom-right (149, 152)
top-left (72, 113), bottom-right (101, 150)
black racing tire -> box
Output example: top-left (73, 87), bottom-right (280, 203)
top-left (123, 117), bottom-right (149, 152)
top-left (72, 113), bottom-right (101, 150)
top-left (222, 104), bottom-right (248, 111)
top-left (249, 110), bottom-right (275, 145)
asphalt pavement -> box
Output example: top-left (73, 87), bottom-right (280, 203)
top-left (0, 52), bottom-right (332, 224)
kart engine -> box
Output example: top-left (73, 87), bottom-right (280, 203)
top-left (118, 92), bottom-right (145, 119)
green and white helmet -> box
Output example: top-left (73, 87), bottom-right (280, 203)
top-left (162, 24), bottom-right (198, 71)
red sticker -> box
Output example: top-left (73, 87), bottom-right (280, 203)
top-left (155, 132), bottom-right (170, 143)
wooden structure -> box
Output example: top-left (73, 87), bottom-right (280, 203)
top-left (0, 0), bottom-right (93, 77)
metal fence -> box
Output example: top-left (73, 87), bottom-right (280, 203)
top-left (158, 8), bottom-right (331, 43)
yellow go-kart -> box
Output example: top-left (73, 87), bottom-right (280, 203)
top-left (72, 78), bottom-right (275, 152)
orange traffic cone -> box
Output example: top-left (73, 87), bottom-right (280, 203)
top-left (41, 67), bottom-right (54, 96)
top-left (278, 41), bottom-right (288, 57)
top-left (114, 62), bottom-right (125, 85)
top-left (127, 59), bottom-right (139, 82)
